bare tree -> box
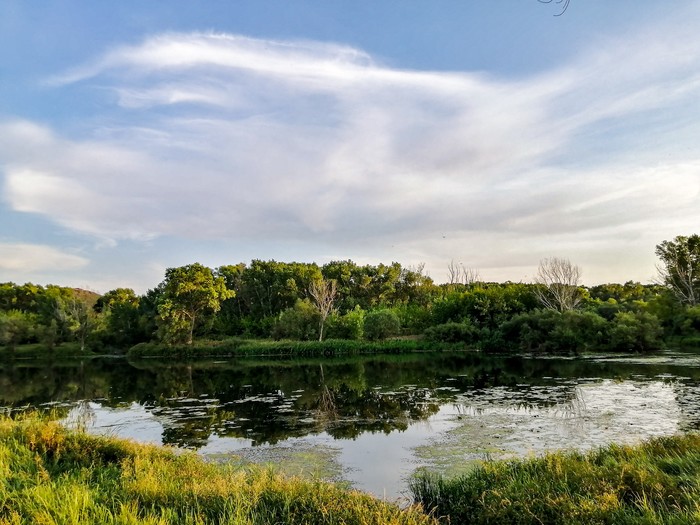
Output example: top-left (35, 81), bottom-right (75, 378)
top-left (534, 257), bottom-right (582, 312)
top-left (655, 235), bottom-right (700, 306)
top-left (309, 278), bottom-right (337, 341)
top-left (447, 260), bottom-right (481, 286)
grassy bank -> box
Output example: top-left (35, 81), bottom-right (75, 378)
top-left (0, 415), bottom-right (434, 525)
top-left (4, 416), bottom-right (700, 524)
top-left (0, 342), bottom-right (96, 360)
top-left (126, 338), bottom-right (466, 359)
top-left (411, 434), bottom-right (700, 524)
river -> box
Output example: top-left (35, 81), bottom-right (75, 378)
top-left (2, 349), bottom-right (699, 502)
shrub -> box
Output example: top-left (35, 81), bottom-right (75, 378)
top-left (608, 311), bottom-right (664, 352)
top-left (423, 321), bottom-right (478, 344)
top-left (498, 309), bottom-right (608, 353)
top-left (363, 310), bottom-right (401, 341)
top-left (272, 300), bottom-right (320, 341)
top-left (325, 306), bottom-right (364, 340)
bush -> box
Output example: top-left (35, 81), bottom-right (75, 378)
top-left (272, 300), bottom-right (320, 341)
top-left (325, 307), bottom-right (364, 340)
top-left (423, 321), bottom-right (478, 344)
top-left (498, 309), bottom-right (608, 353)
top-left (363, 309), bottom-right (401, 341)
top-left (608, 311), bottom-right (664, 352)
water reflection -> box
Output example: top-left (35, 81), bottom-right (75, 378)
top-left (2, 350), bottom-right (700, 499)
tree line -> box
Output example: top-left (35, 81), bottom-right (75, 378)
top-left (1, 234), bottom-right (700, 354)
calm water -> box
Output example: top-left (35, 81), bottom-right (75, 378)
top-left (2, 350), bottom-right (700, 502)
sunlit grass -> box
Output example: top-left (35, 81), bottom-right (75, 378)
top-left (411, 433), bottom-right (700, 524)
top-left (0, 414), bottom-right (434, 525)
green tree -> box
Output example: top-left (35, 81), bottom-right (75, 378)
top-left (157, 263), bottom-right (233, 345)
top-left (95, 288), bottom-right (142, 346)
top-left (608, 311), bottom-right (664, 352)
top-left (656, 234), bottom-right (700, 306)
top-left (56, 297), bottom-right (97, 352)
top-left (0, 310), bottom-right (35, 352)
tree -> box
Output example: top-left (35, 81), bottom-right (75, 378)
top-left (447, 260), bottom-right (480, 287)
top-left (157, 263), bottom-right (233, 345)
top-left (95, 288), bottom-right (142, 346)
top-left (534, 257), bottom-right (583, 312)
top-left (56, 297), bottom-right (97, 352)
top-left (656, 234), bottom-right (700, 306)
top-left (308, 278), bottom-right (337, 341)
top-left (0, 310), bottom-right (35, 352)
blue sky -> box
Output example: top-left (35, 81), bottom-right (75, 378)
top-left (1, 1), bottom-right (699, 293)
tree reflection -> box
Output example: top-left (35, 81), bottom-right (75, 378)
top-left (4, 352), bottom-right (700, 449)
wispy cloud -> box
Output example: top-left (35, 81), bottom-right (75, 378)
top-left (3, 13), bottom-right (700, 284)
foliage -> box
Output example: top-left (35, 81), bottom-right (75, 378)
top-left (363, 309), bottom-right (401, 341)
top-left (423, 321), bottom-right (479, 345)
top-left (432, 283), bottom-right (539, 329)
top-left (272, 299), bottom-right (321, 341)
top-left (608, 311), bottom-right (664, 352)
top-left (679, 305), bottom-right (700, 335)
top-left (394, 303), bottom-right (434, 334)
top-left (93, 288), bottom-right (143, 347)
top-left (0, 415), bottom-right (434, 525)
top-left (0, 245), bottom-right (689, 355)
top-left (411, 433), bottom-right (700, 524)
top-left (157, 263), bottom-right (233, 345)
top-left (325, 306), bottom-right (365, 340)
top-left (498, 309), bottom-right (609, 353)
top-left (0, 310), bottom-right (36, 351)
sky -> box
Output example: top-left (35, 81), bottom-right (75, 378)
top-left (1, 1), bottom-right (699, 294)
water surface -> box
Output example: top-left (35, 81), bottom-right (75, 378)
top-left (2, 350), bottom-right (700, 501)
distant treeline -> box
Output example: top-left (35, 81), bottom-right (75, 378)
top-left (1, 235), bottom-right (700, 355)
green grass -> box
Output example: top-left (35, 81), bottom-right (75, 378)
top-left (127, 337), bottom-right (466, 359)
top-left (0, 414), bottom-right (434, 525)
top-left (0, 342), bottom-right (95, 360)
top-left (410, 434), bottom-right (700, 524)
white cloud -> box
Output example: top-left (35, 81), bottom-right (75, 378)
top-left (0, 243), bottom-right (89, 273)
top-left (3, 16), bottom-right (700, 284)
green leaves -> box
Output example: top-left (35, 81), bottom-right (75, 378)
top-left (157, 263), bottom-right (233, 345)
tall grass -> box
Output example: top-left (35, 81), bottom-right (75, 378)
top-left (410, 434), bottom-right (700, 524)
top-left (0, 414), bottom-right (434, 525)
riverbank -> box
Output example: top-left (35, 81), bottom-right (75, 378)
top-left (126, 337), bottom-right (468, 359)
top-left (3, 415), bottom-right (700, 524)
top-left (411, 433), bottom-right (700, 524)
top-left (0, 341), bottom-right (96, 360)
top-left (0, 415), bottom-right (433, 525)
